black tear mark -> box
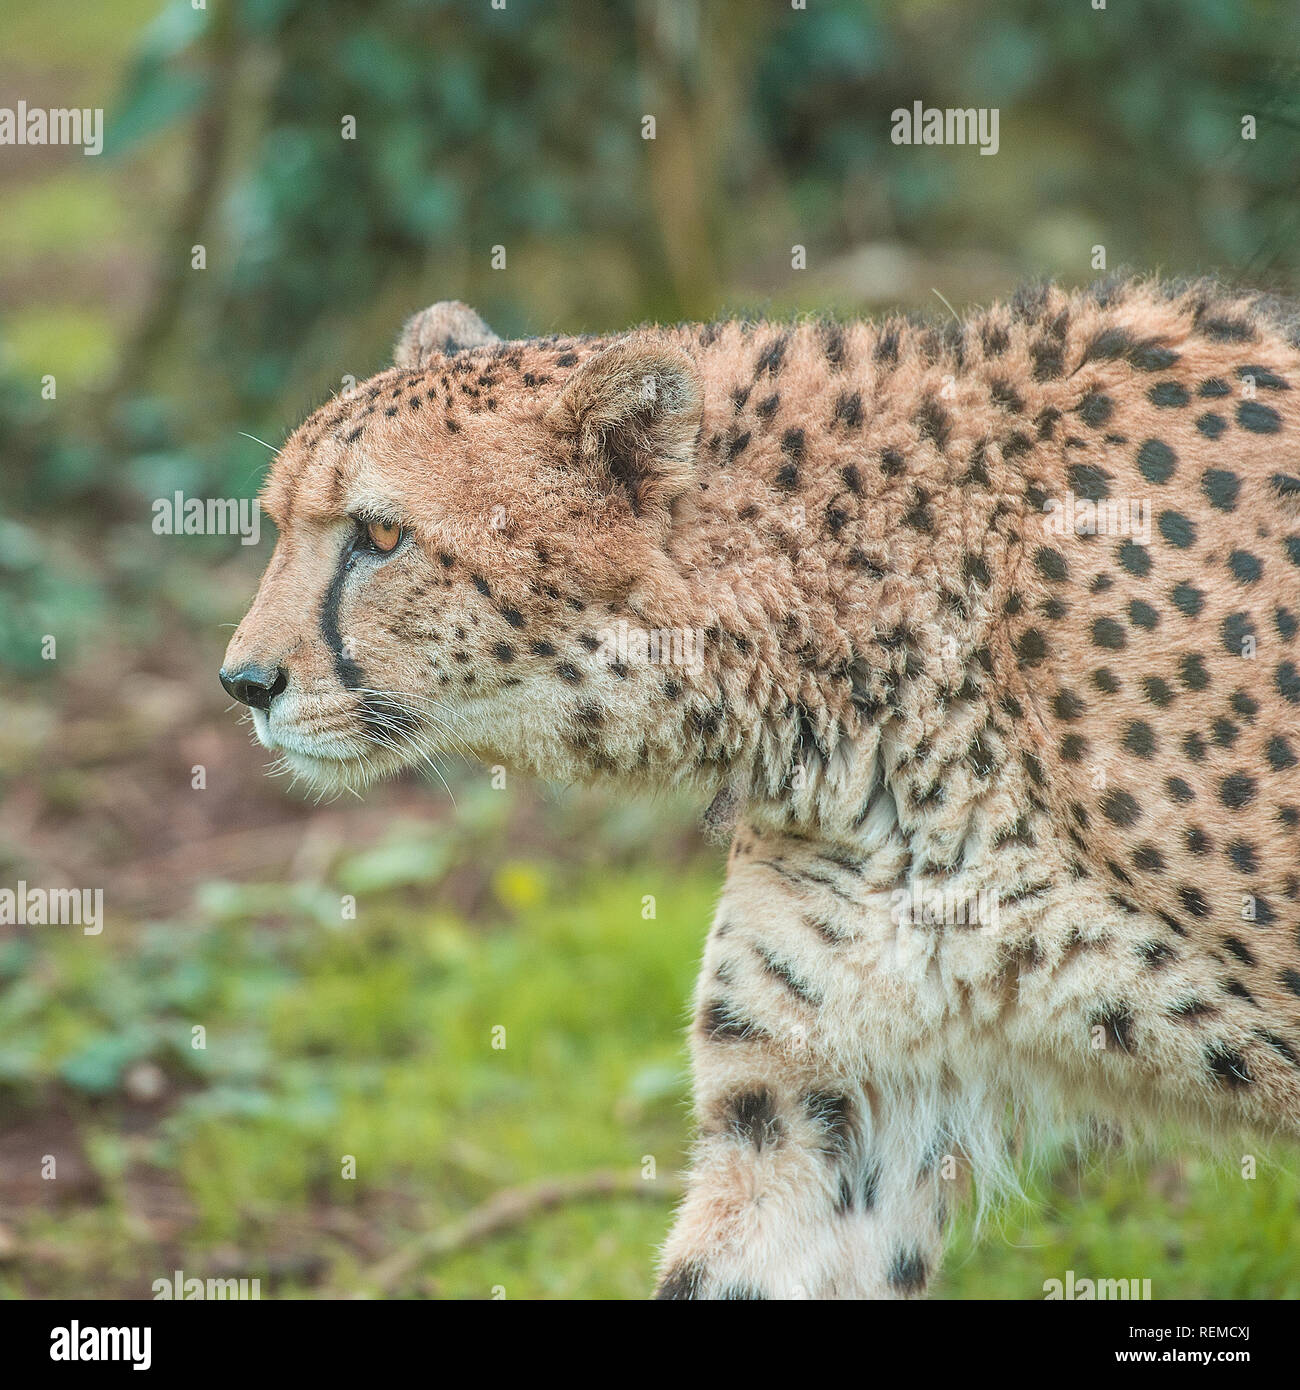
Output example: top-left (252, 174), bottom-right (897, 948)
top-left (320, 541), bottom-right (366, 691)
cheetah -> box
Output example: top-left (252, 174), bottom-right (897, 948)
top-left (221, 281), bottom-right (1300, 1299)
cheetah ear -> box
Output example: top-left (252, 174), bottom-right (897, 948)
top-left (544, 339), bottom-right (702, 515)
top-left (394, 301), bottom-right (499, 367)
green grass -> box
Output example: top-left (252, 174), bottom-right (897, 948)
top-left (1, 829), bottom-right (1297, 1299)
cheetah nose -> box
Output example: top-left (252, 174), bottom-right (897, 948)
top-left (220, 663), bottom-right (288, 712)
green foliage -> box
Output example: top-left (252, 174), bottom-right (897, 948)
top-left (3, 856), bottom-right (1297, 1298)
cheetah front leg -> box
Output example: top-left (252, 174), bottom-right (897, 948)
top-left (655, 1039), bottom-right (947, 1299)
top-left (654, 833), bottom-right (952, 1300)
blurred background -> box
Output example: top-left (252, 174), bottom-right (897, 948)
top-left (1, 0), bottom-right (1299, 1298)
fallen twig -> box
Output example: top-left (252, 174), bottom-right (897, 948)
top-left (361, 1170), bottom-right (682, 1293)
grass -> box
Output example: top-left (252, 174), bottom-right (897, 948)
top-left (1, 812), bottom-right (1297, 1299)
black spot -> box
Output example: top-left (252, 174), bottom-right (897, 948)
top-left (725, 1088), bottom-right (782, 1150)
top-left (1128, 600), bottom-right (1159, 630)
top-left (491, 641), bottom-right (515, 663)
top-left (1219, 772), bottom-right (1256, 809)
top-left (1158, 511), bottom-right (1196, 548)
top-left (1133, 844), bottom-right (1165, 872)
top-left (981, 321), bottom-right (1009, 356)
top-left (1196, 413), bottom-right (1226, 439)
top-left (1053, 689), bottom-right (1087, 721)
top-left (1149, 381), bottom-right (1189, 408)
top-left (1128, 341), bottom-right (1180, 371)
top-left (655, 1261), bottom-right (706, 1300)
top-left (1094, 1007), bottom-right (1135, 1052)
top-left (833, 390), bottom-right (864, 428)
top-left (1199, 316), bottom-right (1255, 343)
top-left (1143, 676), bottom-right (1175, 706)
top-left (1200, 469), bottom-right (1240, 511)
top-left (1227, 840), bottom-right (1258, 873)
top-left (501, 606), bottom-right (526, 629)
top-left (1060, 733), bottom-right (1087, 762)
top-left (1222, 937), bottom-right (1256, 967)
top-left (1228, 550), bottom-right (1262, 584)
top-left (916, 397), bottom-right (951, 450)
top-left (1199, 377), bottom-right (1231, 398)
top-left (1034, 547), bottom-right (1068, 582)
top-left (1082, 327), bottom-right (1133, 363)
top-left (1281, 661), bottom-right (1300, 703)
top-left (1077, 391), bottom-right (1112, 427)
top-left (1211, 717), bottom-right (1239, 748)
top-left (887, 1249), bottom-right (929, 1295)
top-left (1171, 582), bottom-right (1203, 617)
top-left (1179, 653), bottom-right (1209, 690)
top-left (1101, 789), bottom-right (1141, 826)
top-left (1067, 463), bottom-right (1111, 502)
top-left (1123, 721), bottom-right (1157, 757)
top-left (1136, 438), bottom-right (1176, 483)
top-left (1179, 885), bottom-right (1210, 917)
top-left (1091, 617), bottom-right (1126, 650)
top-left (1118, 541), bottom-right (1150, 577)
top-left (1016, 630), bottom-right (1048, 667)
top-left (902, 490), bottom-right (934, 532)
top-left (821, 321), bottom-right (847, 368)
top-left (1237, 365), bottom-right (1290, 390)
top-left (698, 999), bottom-right (761, 1043)
top-left (841, 464), bottom-right (863, 495)
top-left (1031, 339), bottom-right (1065, 380)
top-left (806, 1091), bottom-right (855, 1155)
top-left (1257, 1031), bottom-right (1300, 1068)
top-left (1221, 612), bottom-right (1255, 654)
top-left (1206, 1046), bottom-right (1253, 1088)
top-left (1093, 667), bottom-right (1121, 693)
top-left (1267, 736), bottom-right (1297, 771)
top-left (1238, 401), bottom-right (1281, 433)
top-left (756, 393), bottom-right (780, 422)
top-left (1166, 776), bottom-right (1194, 802)
top-left (963, 554), bottom-right (990, 587)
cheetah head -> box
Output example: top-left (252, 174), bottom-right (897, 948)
top-left (220, 301), bottom-right (709, 794)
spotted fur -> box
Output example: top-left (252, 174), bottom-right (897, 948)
top-left (223, 281), bottom-right (1300, 1299)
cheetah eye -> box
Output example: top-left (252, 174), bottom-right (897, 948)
top-left (358, 518), bottom-right (404, 554)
